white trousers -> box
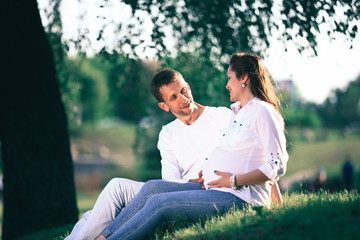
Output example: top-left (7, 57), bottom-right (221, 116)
top-left (65, 178), bottom-right (145, 240)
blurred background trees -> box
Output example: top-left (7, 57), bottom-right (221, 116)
top-left (317, 76), bottom-right (360, 127)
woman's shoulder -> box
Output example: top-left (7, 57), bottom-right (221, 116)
top-left (253, 99), bottom-right (283, 122)
top-left (253, 99), bottom-right (275, 113)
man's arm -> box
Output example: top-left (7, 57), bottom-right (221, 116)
top-left (158, 127), bottom-right (188, 182)
top-left (158, 126), bottom-right (204, 184)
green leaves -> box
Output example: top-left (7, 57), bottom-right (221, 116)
top-left (41, 0), bottom-right (359, 60)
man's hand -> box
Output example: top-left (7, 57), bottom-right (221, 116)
top-left (96, 235), bottom-right (106, 240)
top-left (188, 170), bottom-right (204, 186)
top-left (208, 170), bottom-right (231, 188)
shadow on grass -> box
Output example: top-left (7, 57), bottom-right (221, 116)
top-left (16, 224), bottom-right (72, 240)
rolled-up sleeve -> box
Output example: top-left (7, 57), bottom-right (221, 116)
top-left (256, 106), bottom-right (288, 181)
top-left (158, 126), bottom-right (187, 183)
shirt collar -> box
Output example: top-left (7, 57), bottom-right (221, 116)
top-left (230, 101), bottom-right (241, 114)
top-left (230, 97), bottom-right (260, 114)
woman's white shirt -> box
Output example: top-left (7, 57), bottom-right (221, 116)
top-left (202, 98), bottom-right (288, 207)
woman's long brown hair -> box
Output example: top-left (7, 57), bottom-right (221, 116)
top-left (229, 52), bottom-right (281, 112)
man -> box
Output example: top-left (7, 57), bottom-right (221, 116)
top-left (66, 69), bottom-right (234, 239)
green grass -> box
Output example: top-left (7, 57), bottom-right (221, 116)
top-left (18, 191), bottom-right (360, 240)
top-left (159, 191), bottom-right (360, 240)
top-left (16, 225), bottom-right (73, 240)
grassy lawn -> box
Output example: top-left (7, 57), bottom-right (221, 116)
top-left (14, 191), bottom-right (360, 240)
top-left (160, 191), bottom-right (360, 240)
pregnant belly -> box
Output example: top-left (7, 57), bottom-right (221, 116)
top-left (202, 148), bottom-right (251, 190)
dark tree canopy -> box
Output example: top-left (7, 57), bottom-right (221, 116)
top-left (56, 0), bottom-right (359, 61)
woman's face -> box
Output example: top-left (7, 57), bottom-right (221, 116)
top-left (226, 66), bottom-right (244, 102)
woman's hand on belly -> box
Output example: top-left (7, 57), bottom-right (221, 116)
top-left (207, 170), bottom-right (231, 189)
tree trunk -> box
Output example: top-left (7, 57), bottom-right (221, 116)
top-left (0, 1), bottom-right (78, 239)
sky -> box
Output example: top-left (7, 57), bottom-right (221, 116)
top-left (263, 34), bottom-right (360, 103)
top-left (39, 0), bottom-right (360, 104)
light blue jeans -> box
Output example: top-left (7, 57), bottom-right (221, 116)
top-left (102, 180), bottom-right (247, 240)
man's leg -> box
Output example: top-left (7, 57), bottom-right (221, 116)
top-left (66, 178), bottom-right (144, 240)
top-left (65, 210), bottom-right (91, 239)
top-left (107, 189), bottom-right (247, 240)
top-left (101, 180), bottom-right (203, 238)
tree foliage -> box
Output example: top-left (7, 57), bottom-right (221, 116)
top-left (162, 52), bottom-right (230, 107)
top-left (38, 0), bottom-right (359, 127)
top-left (103, 54), bottom-right (159, 121)
top-left (317, 76), bottom-right (360, 127)
top-left (61, 0), bottom-right (359, 61)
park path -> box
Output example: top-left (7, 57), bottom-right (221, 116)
top-left (279, 168), bottom-right (317, 191)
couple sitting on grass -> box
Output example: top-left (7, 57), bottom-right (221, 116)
top-left (66, 52), bottom-right (289, 240)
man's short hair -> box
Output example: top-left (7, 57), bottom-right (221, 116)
top-left (150, 69), bottom-right (183, 102)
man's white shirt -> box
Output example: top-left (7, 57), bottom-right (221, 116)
top-left (158, 106), bottom-right (234, 182)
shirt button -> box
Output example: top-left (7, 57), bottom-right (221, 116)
top-left (240, 124), bottom-right (242, 126)
top-left (205, 158), bottom-right (208, 160)
top-left (223, 134), bottom-right (225, 136)
top-left (234, 120), bottom-right (237, 123)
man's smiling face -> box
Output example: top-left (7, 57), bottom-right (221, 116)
top-left (158, 77), bottom-right (196, 118)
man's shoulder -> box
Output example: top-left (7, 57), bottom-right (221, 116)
top-left (160, 118), bottom-right (181, 132)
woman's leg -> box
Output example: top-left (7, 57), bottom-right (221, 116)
top-left (101, 180), bottom-right (203, 238)
top-left (107, 190), bottom-right (247, 240)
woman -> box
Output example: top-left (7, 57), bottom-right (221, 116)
top-left (97, 52), bottom-right (288, 240)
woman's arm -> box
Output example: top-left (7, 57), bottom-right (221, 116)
top-left (208, 170), bottom-right (283, 205)
top-left (256, 106), bottom-right (288, 181)
top-left (208, 169), bottom-right (269, 188)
